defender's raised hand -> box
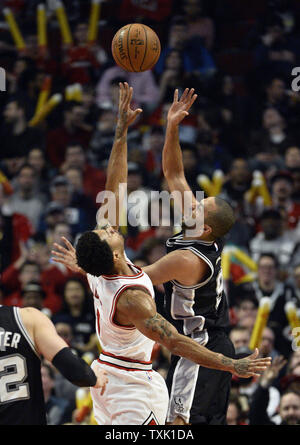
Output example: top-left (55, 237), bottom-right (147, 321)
top-left (167, 88), bottom-right (198, 127)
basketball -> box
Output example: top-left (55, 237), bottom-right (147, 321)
top-left (111, 23), bottom-right (161, 72)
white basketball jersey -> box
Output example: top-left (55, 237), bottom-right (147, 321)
top-left (87, 259), bottom-right (155, 369)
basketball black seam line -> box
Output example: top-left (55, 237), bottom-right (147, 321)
top-left (142, 36), bottom-right (160, 71)
top-left (140, 24), bottom-right (148, 71)
top-left (127, 23), bottom-right (136, 72)
top-left (112, 33), bottom-right (127, 71)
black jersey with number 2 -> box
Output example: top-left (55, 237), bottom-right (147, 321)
top-left (0, 305), bottom-right (46, 425)
top-left (163, 232), bottom-right (230, 337)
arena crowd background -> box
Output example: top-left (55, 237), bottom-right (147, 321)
top-left (1, 0), bottom-right (300, 425)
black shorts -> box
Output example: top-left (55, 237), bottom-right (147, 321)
top-left (166, 329), bottom-right (235, 425)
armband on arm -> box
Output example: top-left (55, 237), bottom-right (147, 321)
top-left (52, 347), bottom-right (97, 387)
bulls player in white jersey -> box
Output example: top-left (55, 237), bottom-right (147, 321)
top-left (52, 83), bottom-right (271, 425)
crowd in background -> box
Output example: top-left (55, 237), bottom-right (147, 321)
top-left (1, 0), bottom-right (300, 425)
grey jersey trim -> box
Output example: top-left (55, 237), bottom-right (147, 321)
top-left (170, 246), bottom-right (215, 290)
top-left (14, 307), bottom-right (41, 359)
top-left (166, 233), bottom-right (214, 248)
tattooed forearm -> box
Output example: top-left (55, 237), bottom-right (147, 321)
top-left (115, 112), bottom-right (127, 140)
top-left (144, 313), bottom-right (173, 341)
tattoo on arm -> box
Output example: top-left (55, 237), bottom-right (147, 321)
top-left (221, 356), bottom-right (250, 375)
top-left (144, 313), bottom-right (173, 342)
top-left (115, 112), bottom-right (127, 140)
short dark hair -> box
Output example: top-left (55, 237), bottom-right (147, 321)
top-left (76, 231), bottom-right (114, 276)
top-left (20, 261), bottom-right (41, 274)
top-left (258, 252), bottom-right (279, 269)
top-left (205, 197), bottom-right (235, 239)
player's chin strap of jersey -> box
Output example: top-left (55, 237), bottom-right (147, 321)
top-left (52, 347), bottom-right (97, 387)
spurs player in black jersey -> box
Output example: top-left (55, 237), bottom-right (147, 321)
top-left (52, 83), bottom-right (271, 425)
top-left (0, 305), bottom-right (107, 425)
top-left (160, 88), bottom-right (240, 425)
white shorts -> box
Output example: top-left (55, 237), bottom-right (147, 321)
top-left (90, 358), bottom-right (169, 425)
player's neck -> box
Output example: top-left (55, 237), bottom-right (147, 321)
top-left (182, 232), bottom-right (215, 242)
top-left (113, 260), bottom-right (137, 276)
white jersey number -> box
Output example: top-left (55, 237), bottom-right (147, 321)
top-left (0, 354), bottom-right (30, 404)
top-left (215, 268), bottom-right (224, 310)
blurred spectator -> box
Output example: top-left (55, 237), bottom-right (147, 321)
top-left (259, 326), bottom-right (280, 360)
top-left (47, 176), bottom-right (91, 235)
top-left (155, 17), bottom-right (216, 79)
top-left (2, 259), bottom-right (41, 307)
top-left (248, 355), bottom-right (300, 425)
top-left (27, 147), bottom-right (55, 196)
top-left (117, 0), bottom-right (172, 22)
top-left (249, 209), bottom-right (297, 269)
top-left (248, 107), bottom-right (295, 162)
top-left (21, 280), bottom-right (48, 311)
top-left (229, 326), bottom-right (251, 352)
top-left (233, 294), bottom-right (258, 331)
top-left (157, 49), bottom-right (186, 104)
top-left (6, 163), bottom-right (45, 230)
top-left (219, 158), bottom-right (252, 209)
top-left (269, 171), bottom-right (300, 229)
top-left (251, 253), bottom-right (293, 307)
top-left (46, 101), bottom-right (92, 168)
top-left (38, 203), bottom-right (67, 242)
top-left (41, 363), bottom-right (72, 425)
top-left (88, 107), bottom-right (117, 166)
top-left (254, 14), bottom-right (300, 79)
top-left (60, 143), bottom-right (106, 202)
top-left (0, 183), bottom-right (32, 270)
top-left (285, 146), bottom-right (300, 170)
top-left (0, 97), bottom-right (43, 161)
top-left (61, 22), bottom-right (104, 85)
top-left (195, 130), bottom-right (232, 177)
top-left (289, 167), bottom-right (300, 205)
top-left (181, 0), bottom-right (215, 50)
top-left (51, 277), bottom-right (95, 351)
top-left (226, 392), bottom-right (247, 425)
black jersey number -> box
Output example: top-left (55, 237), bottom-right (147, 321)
top-left (0, 354), bottom-right (30, 404)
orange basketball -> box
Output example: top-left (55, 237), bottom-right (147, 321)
top-left (111, 23), bottom-right (161, 72)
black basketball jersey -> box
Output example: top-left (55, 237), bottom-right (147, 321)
top-left (163, 232), bottom-right (230, 336)
top-left (0, 305), bottom-right (46, 425)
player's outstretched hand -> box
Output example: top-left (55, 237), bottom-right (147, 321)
top-left (167, 88), bottom-right (198, 127)
top-left (229, 348), bottom-right (272, 378)
top-left (93, 369), bottom-right (108, 395)
top-left (118, 81), bottom-right (142, 129)
top-left (51, 236), bottom-right (85, 275)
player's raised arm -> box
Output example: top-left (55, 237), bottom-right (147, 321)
top-left (101, 82), bottom-right (142, 230)
top-left (116, 288), bottom-right (272, 378)
top-left (162, 88), bottom-right (198, 212)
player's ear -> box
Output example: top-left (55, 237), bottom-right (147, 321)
top-left (112, 250), bottom-right (122, 265)
top-left (203, 224), bottom-right (212, 236)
